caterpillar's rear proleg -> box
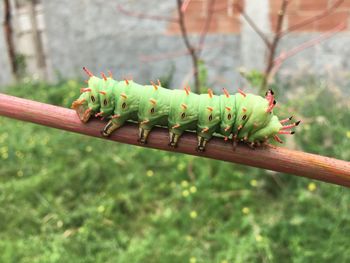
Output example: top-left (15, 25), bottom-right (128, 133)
top-left (168, 132), bottom-right (180, 148)
top-left (196, 136), bottom-right (208, 152)
top-left (101, 120), bottom-right (122, 137)
top-left (138, 128), bottom-right (150, 144)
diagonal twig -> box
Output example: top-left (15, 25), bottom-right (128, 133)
top-left (117, 4), bottom-right (179, 23)
top-left (234, 2), bottom-right (272, 48)
top-left (279, 0), bottom-right (345, 37)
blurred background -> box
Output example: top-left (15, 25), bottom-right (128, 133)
top-left (0, 0), bottom-right (350, 262)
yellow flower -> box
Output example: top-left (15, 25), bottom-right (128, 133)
top-left (181, 180), bottom-right (189, 188)
top-left (221, 260), bottom-right (229, 263)
top-left (255, 234), bottom-right (263, 242)
top-left (146, 170), bottom-right (154, 177)
top-left (190, 257), bottom-right (197, 263)
top-left (190, 186), bottom-right (197, 193)
top-left (85, 146), bottom-right (92, 152)
top-left (177, 162), bottom-right (186, 171)
top-left (250, 179), bottom-right (258, 187)
top-left (185, 235), bottom-right (193, 241)
top-left (17, 170), bottom-right (24, 177)
top-left (97, 205), bottom-right (105, 213)
top-left (57, 220), bottom-right (63, 228)
top-left (242, 207), bottom-right (250, 214)
top-left (182, 190), bottom-right (190, 197)
top-left (308, 182), bottom-right (317, 192)
top-left (346, 131), bottom-right (350, 138)
top-left (190, 211), bottom-right (198, 219)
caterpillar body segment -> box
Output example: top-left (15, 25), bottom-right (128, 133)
top-left (169, 90), bottom-right (199, 147)
top-left (72, 67), bottom-right (299, 151)
top-left (138, 86), bottom-right (173, 143)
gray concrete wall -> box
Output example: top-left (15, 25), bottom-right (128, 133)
top-left (0, 1), bottom-right (13, 89)
top-left (1, 0), bottom-right (350, 92)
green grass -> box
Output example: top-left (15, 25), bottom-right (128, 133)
top-left (0, 79), bottom-right (349, 263)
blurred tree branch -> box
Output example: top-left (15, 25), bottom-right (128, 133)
top-left (117, 0), bottom-right (217, 93)
top-left (234, 0), bottom-right (345, 91)
top-left (3, 0), bottom-right (17, 79)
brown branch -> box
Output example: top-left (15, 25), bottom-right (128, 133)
top-left (139, 40), bottom-right (225, 62)
top-left (3, 0), bottom-right (17, 78)
top-left (279, 0), bottom-right (345, 37)
top-left (270, 22), bottom-right (346, 79)
top-left (0, 93), bottom-right (349, 187)
top-left (176, 0), bottom-right (200, 93)
top-left (234, 2), bottom-right (272, 48)
top-left (261, 0), bottom-right (289, 91)
top-left (117, 4), bottom-right (179, 23)
top-left (197, 0), bottom-right (216, 53)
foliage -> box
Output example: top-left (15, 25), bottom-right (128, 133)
top-left (0, 79), bottom-right (349, 263)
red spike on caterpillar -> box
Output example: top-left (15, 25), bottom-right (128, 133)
top-left (280, 116), bottom-right (293, 124)
top-left (83, 67), bottom-right (94, 77)
top-left (274, 135), bottom-right (283, 143)
top-left (222, 88), bottom-right (230, 98)
top-left (281, 121), bottom-right (301, 130)
top-left (238, 88), bottom-right (246, 97)
top-left (108, 70), bottom-right (113, 78)
top-left (208, 89), bottom-right (213, 98)
top-left (101, 72), bottom-right (107, 81)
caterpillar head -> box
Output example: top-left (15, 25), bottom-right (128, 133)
top-left (72, 73), bottom-right (101, 122)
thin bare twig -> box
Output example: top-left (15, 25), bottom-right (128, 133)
top-left (234, 2), bottom-right (272, 48)
top-left (198, 0), bottom-right (216, 53)
top-left (270, 22), bottom-right (346, 78)
top-left (176, 0), bottom-right (200, 93)
top-left (3, 0), bottom-right (17, 78)
top-left (117, 4), bottom-right (179, 23)
top-left (139, 40), bottom-right (225, 62)
top-left (279, 0), bottom-right (345, 37)
top-left (261, 0), bottom-right (289, 90)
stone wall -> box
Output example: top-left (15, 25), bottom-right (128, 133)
top-left (0, 0), bottom-right (350, 92)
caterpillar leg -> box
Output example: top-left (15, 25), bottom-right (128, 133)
top-left (138, 128), bottom-right (151, 144)
top-left (168, 132), bottom-right (180, 148)
top-left (196, 136), bottom-right (208, 152)
top-left (101, 120), bottom-right (122, 137)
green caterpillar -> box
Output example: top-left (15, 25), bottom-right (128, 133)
top-left (71, 67), bottom-right (300, 151)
